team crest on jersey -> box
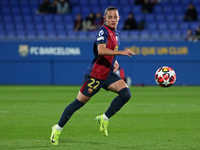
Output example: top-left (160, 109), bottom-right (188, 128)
top-left (114, 46), bottom-right (118, 51)
top-left (88, 88), bottom-right (93, 93)
top-left (98, 30), bottom-right (104, 36)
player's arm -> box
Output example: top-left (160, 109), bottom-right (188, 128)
top-left (113, 60), bottom-right (119, 72)
top-left (98, 43), bottom-right (135, 57)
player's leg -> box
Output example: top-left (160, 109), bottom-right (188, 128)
top-left (95, 75), bottom-right (131, 136)
top-left (105, 79), bottom-right (131, 119)
top-left (57, 91), bottom-right (90, 128)
top-left (50, 92), bottom-right (90, 145)
top-left (51, 75), bottom-right (103, 145)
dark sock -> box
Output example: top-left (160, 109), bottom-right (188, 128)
top-left (105, 88), bottom-right (131, 118)
top-left (58, 98), bottom-right (85, 127)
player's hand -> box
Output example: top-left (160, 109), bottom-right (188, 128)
top-left (113, 60), bottom-right (119, 72)
top-left (121, 49), bottom-right (135, 57)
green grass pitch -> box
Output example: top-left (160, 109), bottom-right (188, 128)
top-left (0, 85), bottom-right (200, 150)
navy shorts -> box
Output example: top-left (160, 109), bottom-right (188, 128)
top-left (80, 73), bottom-right (121, 97)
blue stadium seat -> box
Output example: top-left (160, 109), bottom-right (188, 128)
top-left (12, 8), bottom-right (21, 14)
top-left (13, 15), bottom-right (23, 22)
top-left (45, 24), bottom-right (55, 31)
top-left (154, 5), bottom-right (162, 13)
top-left (147, 22), bottom-right (157, 30)
top-left (16, 30), bottom-right (26, 38)
top-left (197, 7), bottom-right (200, 15)
top-left (160, 0), bottom-right (170, 5)
top-left (190, 22), bottom-right (199, 30)
top-left (0, 0), bottom-right (9, 5)
top-left (163, 5), bottom-right (173, 14)
top-left (15, 23), bottom-right (25, 30)
top-left (91, 6), bottom-right (101, 14)
top-left (25, 23), bottom-right (34, 31)
top-left (80, 0), bottom-right (89, 6)
top-left (72, 6), bottom-right (81, 15)
top-left (173, 6), bottom-right (183, 14)
top-left (23, 15), bottom-right (33, 22)
top-left (19, 0), bottom-right (29, 5)
top-left (99, 0), bottom-right (109, 6)
top-left (5, 24), bottom-right (15, 30)
top-left (134, 14), bottom-right (145, 22)
top-left (88, 31), bottom-right (96, 39)
top-left (53, 15), bottom-right (63, 22)
top-left (110, 0), bottom-right (119, 5)
top-left (30, 1), bottom-right (39, 6)
top-left (30, 6), bottom-right (38, 14)
top-left (166, 14), bottom-right (176, 22)
top-left (150, 31), bottom-right (160, 39)
top-left (0, 24), bottom-right (4, 30)
top-left (179, 22), bottom-right (190, 30)
top-left (122, 6), bottom-right (132, 16)
top-left (37, 30), bottom-right (47, 39)
top-left (90, 0), bottom-right (99, 6)
top-left (78, 31), bottom-right (88, 39)
top-left (119, 0), bottom-right (129, 6)
top-left (161, 30), bottom-right (171, 39)
top-left (66, 23), bottom-right (74, 31)
top-left (158, 22), bottom-right (168, 30)
top-left (129, 31), bottom-right (140, 39)
top-left (191, 0), bottom-right (200, 5)
top-left (181, 29), bottom-right (188, 37)
top-left (181, 0), bottom-right (190, 5)
top-left (0, 31), bottom-right (6, 39)
top-left (171, 0), bottom-right (181, 5)
top-left (33, 15), bottom-right (43, 22)
top-left (155, 14), bottom-right (165, 22)
top-left (2, 7), bottom-right (11, 14)
top-left (120, 31), bottom-right (129, 39)
top-left (57, 32), bottom-right (67, 39)
top-left (169, 22), bottom-right (178, 30)
top-left (117, 22), bottom-right (124, 30)
top-left (67, 31), bottom-right (78, 39)
top-left (81, 7), bottom-right (91, 15)
top-left (176, 14), bottom-right (184, 21)
top-left (171, 30), bottom-right (182, 38)
top-left (26, 31), bottom-right (37, 39)
top-left (3, 16), bottom-right (13, 22)
top-left (43, 15), bottom-right (53, 22)
top-left (35, 24), bottom-right (45, 30)
top-left (132, 6), bottom-right (142, 14)
top-left (140, 30), bottom-right (150, 39)
top-left (145, 14), bottom-right (155, 22)
top-left (55, 24), bottom-right (65, 31)
top-left (6, 30), bottom-right (16, 38)
top-left (47, 31), bottom-right (57, 39)
top-left (63, 15), bottom-right (73, 23)
top-left (21, 8), bottom-right (31, 14)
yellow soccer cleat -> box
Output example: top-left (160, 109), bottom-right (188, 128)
top-left (95, 115), bottom-right (109, 137)
top-left (50, 125), bottom-right (61, 145)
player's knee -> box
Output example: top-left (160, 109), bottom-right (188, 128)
top-left (119, 87), bottom-right (131, 103)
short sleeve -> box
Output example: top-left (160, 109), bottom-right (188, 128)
top-left (94, 27), bottom-right (108, 45)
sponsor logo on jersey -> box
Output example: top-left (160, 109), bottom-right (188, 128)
top-left (98, 30), bottom-right (104, 36)
top-left (97, 36), bottom-right (104, 41)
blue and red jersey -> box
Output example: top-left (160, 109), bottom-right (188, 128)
top-left (85, 25), bottom-right (120, 80)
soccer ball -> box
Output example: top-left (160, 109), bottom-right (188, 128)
top-left (155, 66), bottom-right (176, 87)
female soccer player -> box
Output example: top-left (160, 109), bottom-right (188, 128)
top-left (50, 6), bottom-right (135, 145)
